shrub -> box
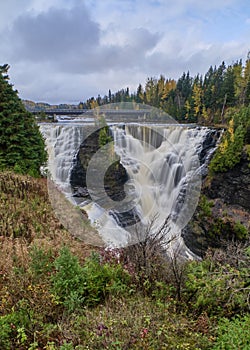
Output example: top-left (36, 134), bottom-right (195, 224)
top-left (98, 126), bottom-right (112, 147)
top-left (120, 216), bottom-right (174, 294)
top-left (0, 307), bottom-right (30, 349)
top-left (51, 248), bottom-right (130, 311)
top-left (209, 124), bottom-right (245, 173)
top-left (212, 314), bottom-right (250, 349)
top-left (197, 195), bottom-right (213, 218)
top-left (50, 247), bottom-right (85, 311)
top-left (233, 221), bottom-right (249, 240)
top-left (29, 245), bottom-right (54, 279)
top-left (184, 257), bottom-right (249, 316)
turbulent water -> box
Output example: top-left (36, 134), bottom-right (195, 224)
top-left (40, 122), bottom-right (220, 257)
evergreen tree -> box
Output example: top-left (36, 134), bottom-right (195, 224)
top-left (191, 78), bottom-right (203, 122)
top-left (0, 64), bottom-right (47, 176)
top-left (78, 53), bottom-right (250, 123)
top-left (136, 84), bottom-right (144, 103)
top-left (203, 65), bottom-right (215, 113)
top-left (242, 54), bottom-right (250, 105)
top-left (145, 77), bottom-right (157, 105)
top-left (232, 60), bottom-right (243, 105)
top-left (175, 72), bottom-right (193, 121)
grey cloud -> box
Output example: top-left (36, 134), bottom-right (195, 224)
top-left (5, 4), bottom-right (161, 76)
top-left (3, 0), bottom-right (245, 105)
top-left (50, 27), bottom-right (160, 74)
top-left (8, 4), bottom-right (100, 62)
top-left (0, 0), bottom-right (33, 31)
top-left (128, 28), bottom-right (160, 51)
top-left (90, 28), bottom-right (160, 71)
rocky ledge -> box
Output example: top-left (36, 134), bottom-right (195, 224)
top-left (204, 152), bottom-right (250, 211)
top-left (182, 151), bottom-right (250, 257)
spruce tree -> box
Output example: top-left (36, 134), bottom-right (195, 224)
top-left (0, 64), bottom-right (47, 176)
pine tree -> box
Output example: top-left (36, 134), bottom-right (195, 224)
top-left (0, 64), bottom-right (47, 176)
top-left (136, 84), bottom-right (144, 103)
top-left (192, 81), bottom-right (203, 120)
top-left (242, 54), bottom-right (250, 105)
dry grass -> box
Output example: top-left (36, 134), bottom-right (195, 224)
top-left (0, 171), bottom-right (96, 274)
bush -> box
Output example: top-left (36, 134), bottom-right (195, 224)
top-left (51, 248), bottom-right (130, 311)
top-left (185, 254), bottom-right (249, 317)
top-left (209, 124), bottom-right (245, 173)
top-left (50, 247), bottom-right (85, 311)
top-left (184, 256), bottom-right (249, 317)
top-left (233, 221), bottom-right (249, 240)
top-left (212, 314), bottom-right (250, 349)
top-left (29, 245), bottom-right (53, 279)
top-left (0, 307), bottom-right (30, 349)
top-left (119, 216), bottom-right (175, 295)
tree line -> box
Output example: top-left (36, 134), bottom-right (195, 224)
top-left (80, 54), bottom-right (250, 124)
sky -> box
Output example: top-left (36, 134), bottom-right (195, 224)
top-left (1, 0), bottom-right (250, 104)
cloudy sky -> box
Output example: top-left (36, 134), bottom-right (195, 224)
top-left (1, 0), bottom-right (250, 104)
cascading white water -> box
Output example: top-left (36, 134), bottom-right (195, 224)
top-left (40, 122), bottom-right (218, 256)
top-left (111, 125), bottom-right (202, 226)
top-left (105, 125), bottom-right (204, 255)
top-left (40, 124), bottom-right (86, 193)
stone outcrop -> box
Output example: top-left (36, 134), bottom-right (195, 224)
top-left (70, 126), bottom-right (128, 202)
top-left (182, 151), bottom-right (250, 257)
top-left (70, 127), bottom-right (100, 191)
top-left (204, 152), bottom-right (250, 211)
top-left (70, 126), bottom-right (140, 227)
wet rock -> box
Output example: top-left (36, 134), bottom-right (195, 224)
top-left (70, 130), bottom-right (135, 227)
top-left (72, 187), bottom-right (89, 198)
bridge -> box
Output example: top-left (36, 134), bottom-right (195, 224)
top-left (27, 108), bottom-right (87, 116)
top-left (28, 108), bottom-right (156, 115)
top-left (27, 108), bottom-right (160, 118)
top-left (27, 106), bottom-right (174, 122)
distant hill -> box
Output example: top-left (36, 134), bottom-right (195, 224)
top-left (23, 99), bottom-right (79, 111)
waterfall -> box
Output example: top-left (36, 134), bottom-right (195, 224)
top-left (40, 122), bottom-right (220, 256)
top-left (40, 123), bottom-right (88, 193)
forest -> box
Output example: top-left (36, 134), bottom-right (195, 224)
top-left (0, 58), bottom-right (250, 349)
top-left (81, 55), bottom-right (250, 125)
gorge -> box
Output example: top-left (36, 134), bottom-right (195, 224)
top-left (40, 119), bottom-right (221, 257)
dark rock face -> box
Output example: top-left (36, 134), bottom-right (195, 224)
top-left (70, 127), bottom-right (100, 190)
top-left (70, 127), bottom-right (128, 201)
top-left (104, 161), bottom-right (128, 201)
top-left (199, 129), bottom-right (222, 165)
top-left (182, 152), bottom-right (250, 257)
top-left (204, 152), bottom-right (250, 211)
top-left (69, 126), bottom-right (140, 226)
top-left (182, 202), bottom-right (248, 257)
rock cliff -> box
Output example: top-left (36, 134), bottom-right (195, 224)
top-left (205, 152), bottom-right (250, 211)
top-left (182, 151), bottom-right (250, 257)
top-left (70, 126), bottom-right (128, 202)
